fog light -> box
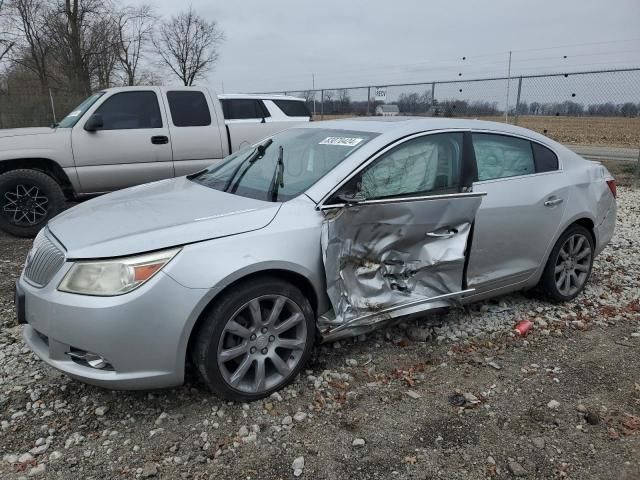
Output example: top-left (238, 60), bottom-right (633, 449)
top-left (66, 350), bottom-right (112, 370)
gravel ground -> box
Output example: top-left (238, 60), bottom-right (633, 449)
top-left (1, 188), bottom-right (639, 480)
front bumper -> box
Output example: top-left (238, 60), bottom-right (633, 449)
top-left (19, 264), bottom-right (207, 390)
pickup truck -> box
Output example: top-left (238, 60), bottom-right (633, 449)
top-left (0, 87), bottom-right (310, 237)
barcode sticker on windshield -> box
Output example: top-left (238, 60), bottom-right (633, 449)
top-left (319, 137), bottom-right (363, 147)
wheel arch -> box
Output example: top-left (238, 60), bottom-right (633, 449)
top-left (0, 158), bottom-right (76, 199)
top-left (181, 266), bottom-right (323, 373)
top-left (525, 214), bottom-right (597, 288)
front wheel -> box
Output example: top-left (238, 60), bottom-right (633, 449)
top-left (0, 169), bottom-right (65, 237)
top-left (540, 224), bottom-right (594, 301)
top-left (192, 277), bottom-right (316, 401)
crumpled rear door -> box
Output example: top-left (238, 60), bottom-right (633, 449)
top-left (320, 192), bottom-right (484, 340)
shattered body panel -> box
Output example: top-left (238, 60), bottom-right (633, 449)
top-left (320, 193), bottom-right (484, 340)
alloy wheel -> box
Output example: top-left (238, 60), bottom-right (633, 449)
top-left (217, 295), bottom-right (307, 394)
top-left (554, 233), bottom-right (592, 297)
top-left (2, 184), bottom-right (49, 226)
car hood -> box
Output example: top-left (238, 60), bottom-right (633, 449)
top-left (0, 127), bottom-right (56, 139)
top-left (48, 177), bottom-right (281, 259)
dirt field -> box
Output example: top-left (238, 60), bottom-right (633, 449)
top-left (314, 115), bottom-right (640, 149)
top-left (0, 186), bottom-right (639, 479)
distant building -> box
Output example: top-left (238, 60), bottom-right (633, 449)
top-left (375, 104), bottom-right (400, 116)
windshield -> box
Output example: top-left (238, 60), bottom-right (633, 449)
top-left (57, 92), bottom-right (105, 128)
top-left (190, 128), bottom-right (379, 202)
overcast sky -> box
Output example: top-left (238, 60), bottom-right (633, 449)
top-left (134, 0), bottom-right (640, 94)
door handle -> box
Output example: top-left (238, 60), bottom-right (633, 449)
top-left (151, 135), bottom-right (169, 145)
top-left (544, 197), bottom-right (563, 207)
top-left (426, 228), bottom-right (458, 239)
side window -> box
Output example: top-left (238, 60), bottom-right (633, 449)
top-left (272, 99), bottom-right (311, 117)
top-left (221, 99), bottom-right (269, 120)
top-left (93, 91), bottom-right (162, 130)
top-left (352, 133), bottom-right (463, 200)
top-left (167, 91), bottom-right (211, 127)
top-left (472, 133), bottom-right (535, 181)
top-left (532, 142), bottom-right (559, 172)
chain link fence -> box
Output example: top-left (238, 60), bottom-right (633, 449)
top-left (1, 68), bottom-right (638, 164)
top-left (268, 68), bottom-right (640, 153)
top-left (0, 85), bottom-right (84, 129)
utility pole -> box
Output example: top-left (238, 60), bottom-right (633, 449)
top-left (505, 50), bottom-right (512, 123)
top-left (312, 73), bottom-right (316, 116)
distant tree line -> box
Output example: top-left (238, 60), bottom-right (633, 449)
top-left (299, 88), bottom-right (640, 118)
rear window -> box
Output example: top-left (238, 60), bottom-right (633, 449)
top-left (221, 99), bottom-right (270, 120)
top-left (272, 99), bottom-right (311, 117)
top-left (167, 91), bottom-right (211, 127)
top-left (532, 142), bottom-right (559, 172)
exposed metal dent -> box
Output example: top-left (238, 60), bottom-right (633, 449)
top-left (319, 194), bottom-right (483, 340)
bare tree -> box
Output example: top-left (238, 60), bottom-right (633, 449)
top-left (115, 4), bottom-right (154, 86)
top-left (92, 14), bottom-right (119, 88)
top-left (154, 6), bottom-right (224, 86)
top-left (47, 0), bottom-right (117, 94)
top-left (0, 0), bottom-right (15, 63)
top-left (9, 0), bottom-right (51, 92)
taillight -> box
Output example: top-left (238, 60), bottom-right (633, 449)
top-left (606, 179), bottom-right (617, 198)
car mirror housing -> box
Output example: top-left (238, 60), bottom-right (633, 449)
top-left (84, 113), bottom-right (104, 132)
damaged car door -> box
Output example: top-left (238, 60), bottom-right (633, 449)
top-left (318, 132), bottom-right (485, 340)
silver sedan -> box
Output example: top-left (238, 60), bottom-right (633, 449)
top-left (16, 118), bottom-right (617, 401)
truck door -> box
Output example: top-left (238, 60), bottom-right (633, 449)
top-left (164, 88), bottom-right (226, 176)
top-left (71, 88), bottom-right (173, 193)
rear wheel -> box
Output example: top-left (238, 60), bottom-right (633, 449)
top-left (0, 169), bottom-right (65, 237)
top-left (192, 277), bottom-right (315, 401)
top-left (540, 224), bottom-right (594, 301)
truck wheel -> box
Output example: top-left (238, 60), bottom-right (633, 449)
top-left (0, 169), bottom-right (65, 238)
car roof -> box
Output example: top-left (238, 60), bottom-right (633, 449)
top-left (218, 93), bottom-right (305, 102)
top-left (300, 116), bottom-right (549, 139)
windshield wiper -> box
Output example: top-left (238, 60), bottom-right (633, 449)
top-left (225, 138), bottom-right (273, 193)
top-left (268, 145), bottom-right (285, 202)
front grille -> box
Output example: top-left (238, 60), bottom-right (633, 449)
top-left (24, 230), bottom-right (65, 287)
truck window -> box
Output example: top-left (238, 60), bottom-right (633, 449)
top-left (221, 99), bottom-right (270, 120)
top-left (272, 99), bottom-right (311, 117)
top-left (94, 91), bottom-right (162, 130)
top-left (167, 91), bottom-right (212, 127)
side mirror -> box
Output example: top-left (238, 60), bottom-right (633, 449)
top-left (84, 114), bottom-right (103, 132)
top-left (260, 117), bottom-right (266, 124)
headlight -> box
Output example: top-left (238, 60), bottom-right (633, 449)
top-left (58, 248), bottom-right (181, 296)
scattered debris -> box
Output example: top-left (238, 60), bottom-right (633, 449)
top-left (449, 393), bottom-right (466, 407)
top-left (547, 399), bottom-right (561, 410)
top-left (508, 460), bottom-right (528, 477)
top-left (352, 438), bottom-right (366, 447)
top-left (405, 390), bottom-right (422, 400)
top-left (292, 456), bottom-right (305, 477)
top-left (515, 320), bottom-right (534, 336)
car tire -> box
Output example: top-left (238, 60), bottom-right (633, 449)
top-left (0, 169), bottom-right (65, 238)
top-left (540, 224), bottom-right (594, 302)
top-left (192, 277), bottom-right (316, 401)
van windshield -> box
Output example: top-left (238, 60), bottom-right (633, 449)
top-left (190, 128), bottom-right (378, 202)
top-left (57, 92), bottom-right (105, 128)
